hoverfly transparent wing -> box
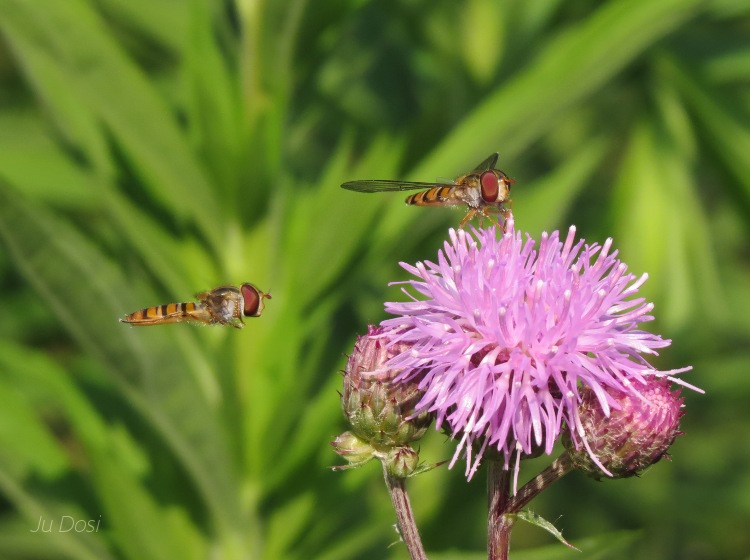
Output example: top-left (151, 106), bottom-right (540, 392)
top-left (341, 180), bottom-right (454, 193)
top-left (197, 286), bottom-right (236, 304)
top-left (471, 152), bottom-right (499, 173)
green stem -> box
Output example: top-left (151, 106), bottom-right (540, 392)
top-left (382, 463), bottom-right (427, 560)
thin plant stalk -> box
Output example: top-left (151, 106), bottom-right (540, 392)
top-left (382, 463), bottom-right (427, 560)
top-left (487, 459), bottom-right (513, 560)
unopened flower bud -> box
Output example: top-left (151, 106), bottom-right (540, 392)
top-left (341, 326), bottom-right (432, 449)
top-left (384, 446), bottom-right (420, 478)
top-left (331, 431), bottom-right (377, 469)
top-left (564, 378), bottom-right (685, 480)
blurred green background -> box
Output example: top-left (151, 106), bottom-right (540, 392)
top-left (0, 0), bottom-right (747, 558)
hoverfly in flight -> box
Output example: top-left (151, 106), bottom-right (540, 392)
top-left (120, 283), bottom-right (271, 329)
top-left (341, 153), bottom-right (514, 228)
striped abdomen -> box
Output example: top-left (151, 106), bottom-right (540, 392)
top-left (120, 302), bottom-right (208, 326)
top-left (405, 186), bottom-right (459, 206)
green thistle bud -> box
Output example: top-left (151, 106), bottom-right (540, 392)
top-left (384, 446), bottom-right (420, 478)
top-left (331, 431), bottom-right (376, 470)
top-left (340, 326), bottom-right (432, 449)
top-left (564, 378), bottom-right (685, 480)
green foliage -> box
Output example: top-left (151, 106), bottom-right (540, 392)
top-left (0, 0), bottom-right (748, 558)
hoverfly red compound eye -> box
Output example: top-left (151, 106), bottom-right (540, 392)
top-left (241, 284), bottom-right (262, 317)
top-left (480, 171), bottom-right (500, 202)
top-left (240, 283), bottom-right (271, 317)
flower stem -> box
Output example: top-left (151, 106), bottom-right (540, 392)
top-left (487, 459), bottom-right (513, 560)
top-left (382, 462), bottom-right (427, 560)
top-left (507, 454), bottom-right (574, 513)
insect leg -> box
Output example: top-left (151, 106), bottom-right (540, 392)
top-left (459, 209), bottom-right (477, 229)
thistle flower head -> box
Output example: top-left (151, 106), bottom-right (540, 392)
top-left (334, 326), bottom-right (433, 475)
top-left (563, 377), bottom-right (685, 479)
top-left (380, 219), bottom-right (695, 480)
top-left (340, 325), bottom-right (432, 448)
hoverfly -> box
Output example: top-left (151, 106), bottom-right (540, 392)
top-left (341, 153), bottom-right (514, 228)
top-left (120, 283), bottom-right (271, 329)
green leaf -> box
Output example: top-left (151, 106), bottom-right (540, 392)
top-left (0, 382), bottom-right (69, 479)
top-left (93, 0), bottom-right (190, 52)
top-left (311, 524), bottom-right (387, 560)
top-left (611, 117), bottom-right (726, 329)
top-left (101, 188), bottom-right (206, 298)
top-left (515, 510), bottom-right (579, 551)
top-left (265, 493), bottom-right (316, 559)
top-left (281, 135), bottom-right (404, 309)
top-left (461, 0), bottom-right (506, 85)
top-left (0, 111), bottom-right (99, 209)
top-left (0, 340), bottom-right (108, 451)
top-left (658, 53), bottom-right (750, 209)
top-left (181, 0), bottom-right (243, 199)
top-left (513, 138), bottom-right (610, 236)
top-left (90, 449), bottom-right (207, 560)
top-left (0, 0), bottom-right (224, 249)
top-left (413, 0), bottom-right (703, 178)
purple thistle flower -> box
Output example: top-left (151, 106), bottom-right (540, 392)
top-left (379, 218), bottom-right (697, 480)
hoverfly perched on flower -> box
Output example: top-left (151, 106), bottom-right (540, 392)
top-left (120, 283), bottom-right (271, 329)
top-left (341, 153), bottom-right (514, 228)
